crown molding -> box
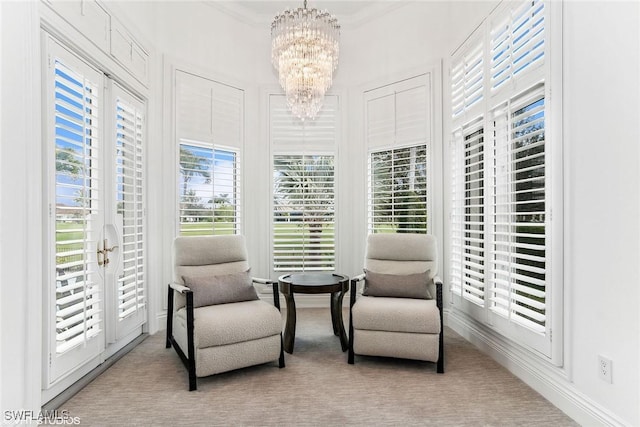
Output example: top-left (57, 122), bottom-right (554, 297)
top-left (202, 1), bottom-right (412, 29)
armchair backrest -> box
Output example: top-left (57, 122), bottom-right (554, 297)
top-left (173, 235), bottom-right (250, 285)
top-left (365, 233), bottom-right (438, 280)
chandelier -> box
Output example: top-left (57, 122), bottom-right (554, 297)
top-left (271, 0), bottom-right (340, 120)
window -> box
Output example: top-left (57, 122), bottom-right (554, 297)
top-left (369, 146), bottom-right (428, 233)
top-left (449, 0), bottom-right (557, 358)
top-left (365, 74), bottom-right (431, 234)
top-left (273, 155), bottom-right (335, 271)
top-left (178, 142), bottom-right (240, 235)
top-left (450, 118), bottom-right (485, 305)
top-left (270, 94), bottom-right (339, 273)
top-left (489, 88), bottom-right (546, 333)
top-left (175, 71), bottom-right (243, 236)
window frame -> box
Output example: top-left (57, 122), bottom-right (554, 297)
top-left (364, 74), bottom-right (433, 236)
top-left (173, 69), bottom-right (245, 238)
top-left (448, 0), bottom-right (563, 363)
top-left (268, 93), bottom-right (340, 276)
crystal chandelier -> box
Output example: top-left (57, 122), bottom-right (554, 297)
top-left (271, 0), bottom-right (340, 120)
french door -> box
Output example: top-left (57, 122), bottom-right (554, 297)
top-left (45, 37), bottom-right (146, 385)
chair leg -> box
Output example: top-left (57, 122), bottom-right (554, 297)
top-left (186, 291), bottom-right (197, 391)
top-left (166, 284), bottom-right (173, 349)
top-left (279, 334), bottom-right (285, 368)
top-left (436, 280), bottom-right (444, 374)
top-left (348, 279), bottom-right (356, 364)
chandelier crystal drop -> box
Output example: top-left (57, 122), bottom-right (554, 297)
top-left (271, 0), bottom-right (340, 120)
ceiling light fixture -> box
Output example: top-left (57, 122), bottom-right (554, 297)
top-left (271, 0), bottom-right (340, 120)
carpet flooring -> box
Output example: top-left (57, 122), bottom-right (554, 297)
top-left (61, 308), bottom-right (578, 426)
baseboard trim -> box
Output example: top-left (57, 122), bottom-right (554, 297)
top-left (445, 310), bottom-right (627, 426)
top-left (42, 334), bottom-right (148, 411)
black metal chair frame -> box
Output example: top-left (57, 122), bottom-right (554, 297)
top-left (166, 279), bottom-right (285, 391)
top-left (347, 275), bottom-right (444, 373)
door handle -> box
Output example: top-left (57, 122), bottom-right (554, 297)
top-left (98, 239), bottom-right (118, 266)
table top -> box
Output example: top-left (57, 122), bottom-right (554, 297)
top-left (278, 273), bottom-right (349, 295)
top-left (279, 273), bottom-right (348, 286)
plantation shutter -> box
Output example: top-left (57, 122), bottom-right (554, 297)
top-left (490, 0), bottom-right (545, 91)
top-left (449, 0), bottom-right (554, 356)
top-left (365, 74), bottom-right (429, 149)
top-left (175, 70), bottom-right (243, 236)
top-left (489, 86), bottom-right (546, 333)
top-left (369, 146), bottom-right (427, 233)
top-left (114, 86), bottom-right (146, 325)
top-left (451, 38), bottom-right (484, 118)
top-left (270, 94), bottom-right (338, 272)
top-left (178, 143), bottom-right (240, 235)
top-left (53, 57), bottom-right (103, 355)
top-left (450, 117), bottom-right (485, 305)
top-left (365, 74), bottom-right (430, 234)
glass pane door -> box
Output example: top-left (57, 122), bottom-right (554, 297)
top-left (48, 41), bottom-right (105, 382)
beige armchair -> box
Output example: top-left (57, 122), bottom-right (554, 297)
top-left (166, 235), bottom-right (284, 390)
top-left (348, 233), bottom-right (444, 373)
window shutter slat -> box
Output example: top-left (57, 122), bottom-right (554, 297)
top-left (179, 143), bottom-right (241, 236)
top-left (273, 154), bottom-right (336, 272)
top-left (115, 93), bottom-right (146, 321)
top-left (489, 88), bottom-right (547, 332)
top-left (54, 58), bottom-right (103, 355)
top-left (450, 117), bottom-right (485, 305)
top-left (490, 0), bottom-right (545, 90)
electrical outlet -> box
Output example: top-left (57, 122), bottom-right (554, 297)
top-left (598, 355), bottom-right (612, 383)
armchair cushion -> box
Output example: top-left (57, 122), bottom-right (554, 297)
top-left (352, 296), bottom-right (440, 334)
top-left (175, 300), bottom-right (282, 348)
top-left (182, 270), bottom-right (258, 308)
top-left (362, 269), bottom-right (432, 299)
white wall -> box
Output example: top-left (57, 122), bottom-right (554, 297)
top-left (0, 0), bottom-right (41, 415)
top-left (563, 1), bottom-right (639, 424)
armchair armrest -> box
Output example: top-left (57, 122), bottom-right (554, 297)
top-left (252, 277), bottom-right (277, 286)
top-left (169, 282), bottom-right (191, 294)
top-left (351, 273), bottom-right (365, 282)
top-left (252, 277), bottom-right (281, 311)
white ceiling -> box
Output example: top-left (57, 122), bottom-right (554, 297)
top-left (206, 0), bottom-right (409, 26)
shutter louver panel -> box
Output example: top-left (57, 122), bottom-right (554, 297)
top-left (450, 118), bottom-right (485, 305)
top-left (395, 85), bottom-right (428, 146)
top-left (179, 143), bottom-right (240, 236)
top-left (212, 84), bottom-right (243, 149)
top-left (369, 146), bottom-right (428, 233)
top-left (176, 71), bottom-right (244, 150)
top-left (175, 71), bottom-right (243, 237)
top-left (490, 0), bottom-right (545, 90)
top-left (271, 95), bottom-right (339, 151)
top-left (270, 93), bottom-right (338, 272)
top-left (54, 59), bottom-right (103, 354)
top-left (365, 74), bottom-right (431, 235)
top-left (366, 93), bottom-right (395, 150)
top-left (273, 155), bottom-right (335, 272)
top-left (115, 95), bottom-right (145, 321)
top-left (489, 87), bottom-right (546, 333)
top-left (176, 73), bottom-right (213, 143)
top-left (451, 41), bottom-right (484, 118)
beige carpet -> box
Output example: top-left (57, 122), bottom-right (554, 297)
top-left (61, 308), bottom-right (577, 426)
